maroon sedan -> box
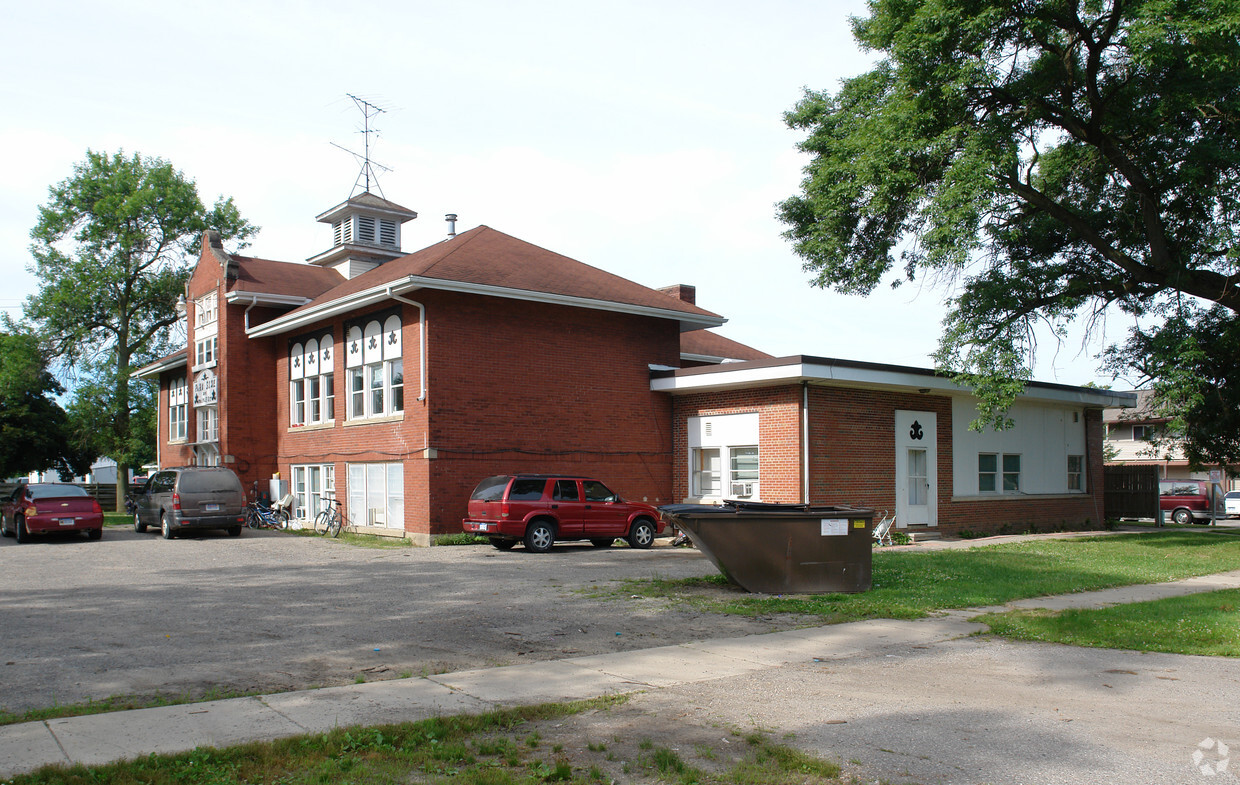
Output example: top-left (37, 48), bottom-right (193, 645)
top-left (1, 483), bottom-right (104, 543)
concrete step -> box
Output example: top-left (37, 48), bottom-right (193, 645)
top-left (903, 529), bottom-right (942, 542)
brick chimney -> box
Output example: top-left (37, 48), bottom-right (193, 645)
top-left (658, 284), bottom-right (696, 305)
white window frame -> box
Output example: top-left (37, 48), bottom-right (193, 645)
top-left (169, 376), bottom-right (188, 442)
top-left (197, 406), bottom-right (218, 444)
top-left (194, 335), bottom-right (217, 369)
top-left (292, 463), bottom-right (335, 522)
top-left (347, 461), bottom-right (404, 529)
top-left (290, 336), bottom-right (335, 426)
top-left (345, 316), bottom-right (403, 421)
top-left (194, 291), bottom-right (218, 330)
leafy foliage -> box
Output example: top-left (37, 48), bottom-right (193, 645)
top-left (0, 331), bottom-right (91, 479)
top-left (20, 150), bottom-right (255, 504)
top-left (779, 0), bottom-right (1240, 457)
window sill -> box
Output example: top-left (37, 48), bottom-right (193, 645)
top-left (288, 421), bottom-right (336, 433)
top-left (191, 361), bottom-right (218, 373)
top-left (343, 413), bottom-right (405, 426)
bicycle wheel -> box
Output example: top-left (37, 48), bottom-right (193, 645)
top-left (277, 509), bottom-right (290, 530)
top-left (327, 512), bottom-right (343, 538)
top-left (244, 507), bottom-right (259, 529)
top-left (313, 509), bottom-right (331, 535)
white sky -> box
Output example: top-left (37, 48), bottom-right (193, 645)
top-left (0, 0), bottom-right (1126, 386)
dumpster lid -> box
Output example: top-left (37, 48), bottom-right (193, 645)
top-left (659, 501), bottom-right (873, 517)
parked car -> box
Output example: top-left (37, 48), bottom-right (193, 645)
top-left (132, 467), bottom-right (247, 539)
top-left (1, 483), bottom-right (104, 543)
top-left (462, 474), bottom-right (664, 552)
top-left (1159, 479), bottom-right (1226, 524)
top-left (1225, 491), bottom-right (1240, 518)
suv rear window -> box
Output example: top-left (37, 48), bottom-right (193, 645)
top-left (178, 471), bottom-right (242, 494)
top-left (509, 478), bottom-right (547, 501)
top-left (471, 476), bottom-right (511, 501)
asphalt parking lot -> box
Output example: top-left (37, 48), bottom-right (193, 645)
top-left (0, 527), bottom-right (808, 715)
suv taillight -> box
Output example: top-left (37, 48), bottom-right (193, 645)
top-left (172, 492), bottom-right (181, 511)
top-left (500, 501), bottom-right (509, 518)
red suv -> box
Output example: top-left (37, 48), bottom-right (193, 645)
top-left (462, 474), bottom-right (664, 553)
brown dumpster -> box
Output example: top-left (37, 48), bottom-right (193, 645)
top-left (660, 502), bottom-right (874, 594)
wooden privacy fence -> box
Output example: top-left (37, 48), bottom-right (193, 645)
top-left (1104, 465), bottom-right (1159, 520)
top-left (0, 482), bottom-right (139, 511)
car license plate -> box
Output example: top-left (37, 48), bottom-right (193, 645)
top-left (59, 518), bottom-right (75, 526)
top-left (204, 503), bottom-right (220, 512)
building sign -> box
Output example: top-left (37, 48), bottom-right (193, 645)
top-left (193, 369), bottom-right (217, 406)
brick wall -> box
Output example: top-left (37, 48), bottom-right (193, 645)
top-left (423, 291), bottom-right (680, 534)
top-left (671, 386), bottom-right (802, 502)
top-left (242, 289), bottom-right (683, 539)
top-left (673, 385), bottom-right (1108, 534)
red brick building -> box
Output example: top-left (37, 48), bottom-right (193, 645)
top-left (136, 193), bottom-right (1133, 542)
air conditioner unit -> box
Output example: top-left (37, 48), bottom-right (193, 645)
top-left (730, 482), bottom-right (754, 498)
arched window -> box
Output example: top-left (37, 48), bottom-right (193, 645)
top-left (346, 313), bottom-right (404, 420)
top-left (290, 333), bottom-right (335, 426)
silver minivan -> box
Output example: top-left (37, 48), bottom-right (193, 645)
top-left (133, 467), bottom-right (247, 539)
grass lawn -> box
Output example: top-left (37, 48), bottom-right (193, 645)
top-left (618, 530), bottom-right (1240, 623)
top-left (975, 588), bottom-right (1240, 656)
top-left (3, 699), bottom-right (845, 785)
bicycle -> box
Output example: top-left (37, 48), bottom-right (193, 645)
top-left (313, 498), bottom-right (344, 537)
top-left (245, 494), bottom-right (293, 530)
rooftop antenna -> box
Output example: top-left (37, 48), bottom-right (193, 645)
top-left (331, 93), bottom-right (393, 198)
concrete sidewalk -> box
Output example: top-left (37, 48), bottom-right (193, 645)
top-left (3, 568), bottom-right (1238, 779)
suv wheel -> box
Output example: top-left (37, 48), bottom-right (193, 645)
top-left (14, 516), bottom-right (28, 544)
top-left (1172, 508), bottom-right (1193, 525)
top-left (524, 520), bottom-right (555, 553)
top-left (161, 512), bottom-right (176, 540)
top-left (490, 537), bottom-right (516, 550)
top-left (134, 512), bottom-right (147, 533)
top-left (627, 519), bottom-right (656, 549)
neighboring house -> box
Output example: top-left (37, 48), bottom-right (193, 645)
top-left (1103, 389), bottom-right (1237, 490)
top-left (134, 189), bottom-right (1134, 542)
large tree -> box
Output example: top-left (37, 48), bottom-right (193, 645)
top-left (24, 150), bottom-right (256, 508)
top-left (778, 0), bottom-right (1240, 464)
top-left (0, 331), bottom-right (92, 480)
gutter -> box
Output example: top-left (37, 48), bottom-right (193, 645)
top-left (385, 285), bottom-right (428, 402)
top-left (246, 275), bottom-right (724, 339)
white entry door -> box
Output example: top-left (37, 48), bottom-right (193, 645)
top-left (895, 410), bottom-right (937, 527)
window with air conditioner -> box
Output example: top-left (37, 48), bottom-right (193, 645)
top-left (347, 462), bottom-right (403, 529)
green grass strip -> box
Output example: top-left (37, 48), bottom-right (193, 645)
top-left (621, 531), bottom-right (1240, 622)
top-left (975, 588), bottom-right (1240, 656)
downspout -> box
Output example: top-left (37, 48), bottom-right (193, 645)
top-left (802, 381), bottom-right (810, 504)
top-left (243, 296), bottom-right (259, 332)
top-left (385, 287), bottom-right (427, 401)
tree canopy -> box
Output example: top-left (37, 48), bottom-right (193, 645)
top-left (778, 0), bottom-right (1240, 464)
top-left (21, 150), bottom-right (256, 505)
top-left (0, 331), bottom-right (91, 480)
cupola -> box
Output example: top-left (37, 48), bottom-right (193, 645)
top-left (307, 192), bottom-right (418, 279)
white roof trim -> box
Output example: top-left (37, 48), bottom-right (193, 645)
top-left (131, 353), bottom-right (188, 380)
top-left (651, 357), bottom-right (1138, 408)
top-left (224, 291), bottom-right (313, 307)
top-left (246, 275), bottom-right (724, 338)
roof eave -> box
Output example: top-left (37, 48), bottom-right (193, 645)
top-left (247, 275), bottom-right (725, 338)
top-left (651, 355), bottom-right (1139, 408)
top-left (131, 353), bottom-right (188, 380)
top-left (225, 291), bottom-right (314, 308)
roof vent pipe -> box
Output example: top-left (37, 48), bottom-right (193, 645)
top-left (445, 214), bottom-right (457, 238)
